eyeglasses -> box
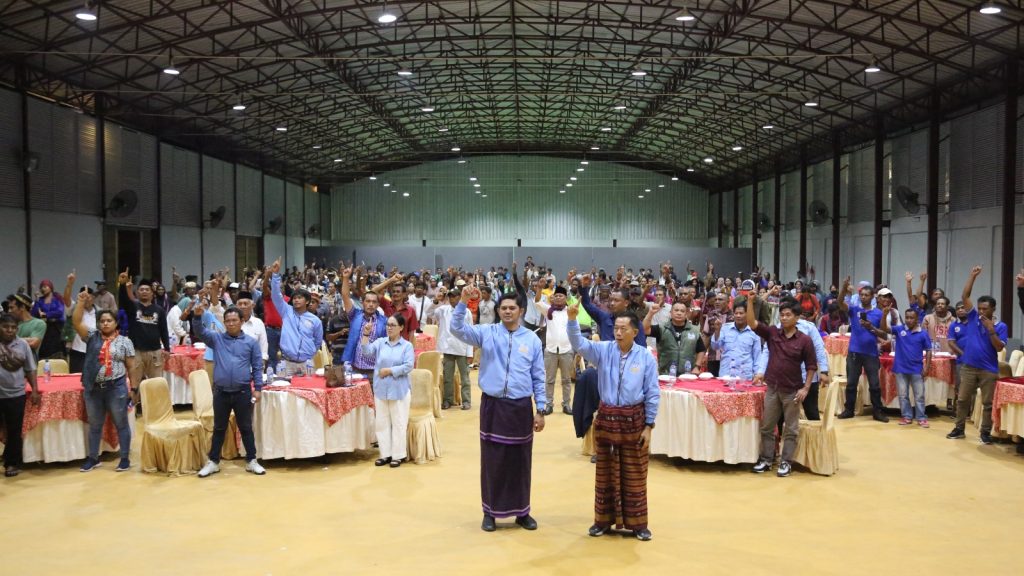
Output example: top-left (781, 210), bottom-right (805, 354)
top-left (386, 323), bottom-right (400, 328)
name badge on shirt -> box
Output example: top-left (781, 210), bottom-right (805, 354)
top-left (900, 331), bottom-right (907, 337)
top-left (519, 345), bottom-right (529, 355)
top-left (687, 333), bottom-right (696, 340)
top-left (953, 326), bottom-right (961, 333)
top-left (630, 364), bottom-right (641, 374)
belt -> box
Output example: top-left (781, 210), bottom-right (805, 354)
top-left (94, 376), bottom-right (125, 390)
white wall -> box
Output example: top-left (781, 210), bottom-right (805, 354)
top-left (201, 228), bottom-right (235, 279)
top-left (0, 207), bottom-right (28, 296)
top-left (264, 235), bottom-right (286, 269)
top-left (160, 226), bottom-right (202, 285)
top-left (28, 211), bottom-right (103, 294)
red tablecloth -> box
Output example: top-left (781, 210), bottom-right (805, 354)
top-left (824, 335), bottom-right (850, 356)
top-left (993, 377), bottom-right (1024, 430)
top-left (164, 345), bottom-right (205, 380)
top-left (265, 376), bottom-right (374, 425)
top-left (878, 354), bottom-right (955, 405)
top-left (414, 333), bottom-right (436, 352)
top-left (662, 378), bottom-right (765, 424)
top-left (21, 374), bottom-right (123, 449)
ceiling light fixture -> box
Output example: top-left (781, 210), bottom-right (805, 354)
top-left (438, 127), bottom-right (449, 132)
top-left (979, 4), bottom-right (1002, 15)
top-left (674, 9), bottom-right (696, 22)
top-left (762, 124), bottom-right (775, 130)
top-left (559, 190), bottom-right (566, 194)
top-left (163, 56), bottom-right (180, 76)
top-left (658, 184), bottom-right (665, 188)
top-left (864, 63), bottom-right (881, 73)
top-left (580, 161), bottom-right (589, 165)
top-left (333, 158), bottom-right (343, 163)
top-left (451, 146), bottom-right (461, 152)
top-left (469, 177), bottom-right (477, 181)
top-left (275, 126), bottom-right (287, 132)
top-left (402, 192), bottom-right (410, 197)
top-left (687, 168), bottom-right (695, 172)
top-left (473, 184), bottom-right (480, 188)
top-left (377, 3), bottom-right (398, 24)
top-left (644, 189), bottom-right (651, 192)
top-left (397, 69), bottom-right (413, 76)
top-left (631, 69), bottom-right (647, 77)
top-left (369, 175), bottom-right (377, 180)
top-left (577, 168), bottom-right (585, 172)
top-left (457, 159), bottom-right (467, 164)
top-left (232, 103), bottom-right (246, 111)
top-left (613, 105), bottom-right (628, 111)
top-left (420, 106), bottom-right (435, 112)
top-left (731, 145), bottom-right (743, 151)
top-left (638, 195), bottom-right (645, 199)
top-left (570, 177), bottom-right (578, 181)
top-left (75, 3), bottom-right (97, 21)
top-left (384, 183), bottom-right (391, 188)
top-left (475, 190), bottom-right (481, 194)
top-left (566, 183), bottom-right (573, 187)
top-left (703, 157), bottom-right (714, 164)
top-left (312, 145), bottom-right (322, 150)
top-left (591, 146), bottom-right (600, 150)
top-left (600, 127), bottom-right (612, 132)
top-left (672, 176), bottom-right (679, 181)
top-left (804, 101), bottom-right (819, 107)
top-left (481, 195), bottom-right (487, 198)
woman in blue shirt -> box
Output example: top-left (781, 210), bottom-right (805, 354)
top-left (360, 314), bottom-right (415, 468)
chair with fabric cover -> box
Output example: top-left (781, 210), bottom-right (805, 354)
top-left (313, 342), bottom-right (331, 370)
top-left (415, 351), bottom-right (444, 418)
top-left (406, 369), bottom-right (442, 464)
top-left (793, 377), bottom-right (842, 476)
top-left (420, 324), bottom-right (438, 339)
top-left (1007, 350), bottom-right (1023, 378)
top-left (188, 370), bottom-right (239, 460)
top-left (139, 377), bottom-right (206, 475)
top-left (1016, 357), bottom-right (1024, 377)
top-left (37, 359), bottom-right (69, 374)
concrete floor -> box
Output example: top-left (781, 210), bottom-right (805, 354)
top-left (4, 378), bottom-right (1023, 576)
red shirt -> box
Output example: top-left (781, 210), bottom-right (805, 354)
top-left (753, 323), bottom-right (818, 392)
top-left (381, 299), bottom-right (419, 341)
top-left (263, 293), bottom-right (288, 328)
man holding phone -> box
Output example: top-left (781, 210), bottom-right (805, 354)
top-left (837, 276), bottom-right (888, 422)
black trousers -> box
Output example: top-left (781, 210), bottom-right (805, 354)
top-left (0, 395), bottom-right (27, 468)
top-left (69, 350), bottom-right (86, 374)
top-left (846, 352), bottom-right (883, 412)
top-left (210, 388), bottom-right (257, 463)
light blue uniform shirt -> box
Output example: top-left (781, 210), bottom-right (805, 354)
top-left (450, 302), bottom-right (547, 411)
top-left (360, 337), bottom-right (415, 400)
top-left (567, 320), bottom-right (660, 425)
top-left (271, 274), bottom-right (323, 362)
top-left (756, 318), bottom-right (828, 383)
top-left (200, 322), bottom-right (263, 392)
top-left (710, 322), bottom-right (762, 380)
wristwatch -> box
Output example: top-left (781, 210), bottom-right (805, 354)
top-left (645, 422), bottom-right (655, 429)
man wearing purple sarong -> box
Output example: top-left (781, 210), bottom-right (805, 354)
top-left (451, 285), bottom-right (547, 532)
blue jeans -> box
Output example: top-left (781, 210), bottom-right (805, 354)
top-left (83, 377), bottom-right (132, 460)
top-left (266, 326), bottom-right (282, 365)
top-left (895, 373), bottom-right (926, 420)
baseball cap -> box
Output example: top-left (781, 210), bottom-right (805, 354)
top-left (877, 287), bottom-right (893, 297)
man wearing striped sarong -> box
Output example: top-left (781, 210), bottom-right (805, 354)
top-left (567, 305), bottom-right (659, 541)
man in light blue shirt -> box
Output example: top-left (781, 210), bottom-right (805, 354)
top-left (710, 299), bottom-right (762, 380)
top-left (755, 302), bottom-right (830, 419)
top-left (451, 286), bottom-right (546, 533)
top-left (567, 304), bottom-right (658, 542)
top-left (196, 305), bottom-right (266, 478)
top-left (269, 258), bottom-right (323, 375)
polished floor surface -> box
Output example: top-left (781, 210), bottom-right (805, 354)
top-left (4, 378), bottom-right (1023, 576)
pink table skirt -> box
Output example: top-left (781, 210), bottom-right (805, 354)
top-left (661, 378), bottom-right (765, 424)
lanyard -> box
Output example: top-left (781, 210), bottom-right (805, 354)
top-left (616, 347), bottom-right (631, 405)
top-left (503, 329), bottom-right (514, 398)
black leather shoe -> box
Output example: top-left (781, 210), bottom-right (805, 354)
top-left (837, 411), bottom-right (855, 419)
top-left (515, 514), bottom-right (538, 530)
top-left (481, 514), bottom-right (496, 532)
top-left (389, 458), bottom-right (403, 468)
top-left (562, 405), bottom-right (572, 415)
top-left (872, 410), bottom-right (889, 423)
top-left (634, 528), bottom-right (653, 541)
top-left (374, 457), bottom-right (392, 466)
top-left (588, 524), bottom-right (607, 537)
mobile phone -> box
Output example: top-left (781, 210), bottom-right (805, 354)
top-left (859, 311), bottom-right (867, 322)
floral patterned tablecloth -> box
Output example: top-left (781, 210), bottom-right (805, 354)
top-left (662, 378), bottom-right (765, 425)
top-left (20, 374), bottom-right (123, 449)
top-left (993, 377), bottom-right (1024, 431)
top-left (878, 354), bottom-right (955, 405)
top-left (824, 335), bottom-right (850, 356)
top-left (164, 345), bottom-right (205, 381)
top-left (266, 376), bottom-right (374, 425)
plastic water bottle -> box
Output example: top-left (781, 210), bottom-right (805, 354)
top-left (169, 333), bottom-right (179, 347)
top-left (669, 362), bottom-right (677, 378)
top-left (684, 360), bottom-right (692, 375)
top-left (43, 360), bottom-right (52, 382)
top-left (344, 362), bottom-right (353, 386)
top-left (729, 359), bottom-right (738, 380)
top-left (183, 334), bottom-right (191, 347)
top-left (276, 360), bottom-right (285, 376)
top-left (304, 359), bottom-right (314, 377)
top-left (265, 365), bottom-right (274, 384)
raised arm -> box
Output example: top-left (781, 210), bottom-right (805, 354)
top-left (916, 272), bottom-right (928, 309)
top-left (371, 272), bottom-right (402, 295)
top-left (962, 265), bottom-right (982, 312)
top-left (72, 294), bottom-right (92, 340)
top-left (838, 276), bottom-right (851, 313)
top-left (745, 294), bottom-right (758, 332)
top-left (63, 269), bottom-right (76, 311)
top-left (566, 303), bottom-right (599, 365)
top-left (904, 271), bottom-right (915, 308)
top-left (578, 275), bottom-right (607, 325)
top-left (449, 286), bottom-right (484, 348)
top-left (268, 259), bottom-right (289, 319)
top-left (339, 265), bottom-right (354, 312)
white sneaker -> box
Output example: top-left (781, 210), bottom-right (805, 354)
top-left (245, 459), bottom-right (266, 475)
top-left (197, 460), bottom-right (220, 478)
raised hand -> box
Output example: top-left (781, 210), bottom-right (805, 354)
top-left (567, 302), bottom-right (579, 321)
top-left (904, 271), bottom-right (913, 283)
top-left (919, 271), bottom-right (928, 282)
top-left (1017, 269), bottom-right (1024, 288)
top-left (117, 267), bottom-right (130, 285)
top-left (580, 274), bottom-right (593, 288)
top-left (270, 258), bottom-right (282, 274)
top-left (970, 265), bottom-right (982, 277)
top-left (67, 269), bottom-right (76, 285)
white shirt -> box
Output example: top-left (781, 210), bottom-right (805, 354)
top-left (241, 314), bottom-right (270, 361)
top-left (432, 303), bottom-right (474, 356)
top-left (534, 301), bottom-right (571, 354)
top-left (71, 305), bottom-right (96, 353)
top-left (167, 306), bottom-right (189, 340)
top-left (408, 294), bottom-right (434, 326)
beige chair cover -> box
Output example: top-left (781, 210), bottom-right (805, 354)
top-left (313, 342), bottom-right (332, 370)
top-left (1016, 357), bottom-right (1024, 377)
top-left (581, 422), bottom-right (595, 456)
top-left (420, 325), bottom-right (438, 339)
top-left (1008, 350), bottom-right (1023, 378)
top-left (139, 377), bottom-right (206, 475)
top-left (188, 370), bottom-right (239, 460)
top-left (794, 377), bottom-right (841, 476)
top-left (37, 359), bottom-right (70, 374)
top-left (415, 351), bottom-right (444, 418)
top-left (406, 369), bottom-right (442, 464)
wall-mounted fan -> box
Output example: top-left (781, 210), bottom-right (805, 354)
top-left (207, 205), bottom-right (226, 228)
top-left (808, 200), bottom-right (830, 226)
top-left (306, 224), bottom-right (320, 238)
top-left (894, 185), bottom-right (922, 214)
top-left (757, 212), bottom-right (773, 231)
top-left (265, 216), bottom-right (283, 234)
top-left (107, 189), bottom-right (138, 218)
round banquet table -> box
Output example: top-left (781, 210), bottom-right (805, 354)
top-left (823, 335), bottom-right (849, 378)
top-left (251, 376), bottom-right (376, 460)
top-left (993, 377), bottom-right (1024, 436)
top-left (826, 353), bottom-right (955, 415)
top-left (163, 345), bottom-right (206, 404)
top-left (0, 374), bottom-right (136, 463)
top-left (650, 377), bottom-right (765, 465)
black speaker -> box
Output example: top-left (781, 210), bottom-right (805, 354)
top-left (517, 238), bottom-right (522, 247)
top-left (612, 239), bottom-right (617, 248)
top-left (422, 239), bottom-right (427, 247)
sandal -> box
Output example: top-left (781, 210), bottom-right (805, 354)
top-left (4, 467), bottom-right (20, 477)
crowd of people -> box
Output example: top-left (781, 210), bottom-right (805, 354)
top-left (2, 256), bottom-right (1024, 539)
